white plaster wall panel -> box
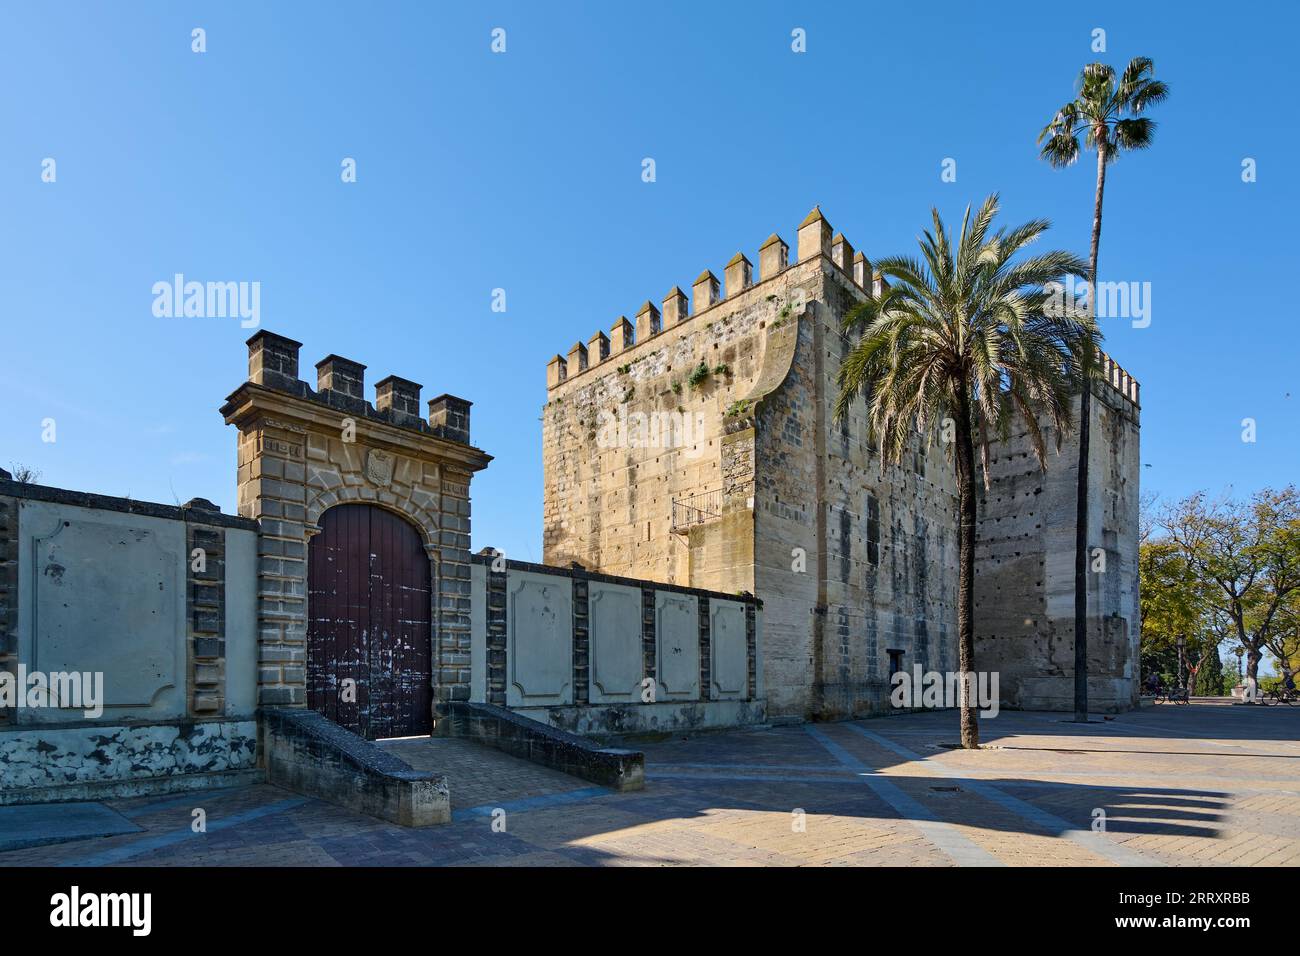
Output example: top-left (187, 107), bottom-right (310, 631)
top-left (588, 582), bottom-right (642, 703)
top-left (710, 599), bottom-right (747, 699)
top-left (506, 571), bottom-right (572, 706)
top-left (18, 501), bottom-right (187, 723)
top-left (655, 590), bottom-right (699, 700)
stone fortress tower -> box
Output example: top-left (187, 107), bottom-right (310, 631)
top-left (541, 207), bottom-right (1142, 721)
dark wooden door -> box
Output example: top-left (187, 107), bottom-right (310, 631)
top-left (307, 504), bottom-right (433, 739)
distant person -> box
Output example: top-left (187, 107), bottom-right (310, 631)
top-left (1145, 672), bottom-right (1160, 696)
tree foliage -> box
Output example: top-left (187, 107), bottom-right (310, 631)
top-left (1143, 486), bottom-right (1300, 691)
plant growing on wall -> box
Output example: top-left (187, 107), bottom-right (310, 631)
top-left (834, 193), bottom-right (1095, 748)
top-left (687, 362), bottom-right (711, 389)
top-left (5, 462), bottom-right (40, 484)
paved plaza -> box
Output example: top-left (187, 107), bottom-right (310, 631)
top-left (2, 702), bottom-right (1297, 867)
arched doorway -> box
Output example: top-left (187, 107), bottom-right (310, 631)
top-left (307, 503), bottom-right (432, 739)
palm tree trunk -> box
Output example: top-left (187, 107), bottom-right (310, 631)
top-left (954, 393), bottom-right (980, 749)
top-left (1074, 135), bottom-right (1107, 723)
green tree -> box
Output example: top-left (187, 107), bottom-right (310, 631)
top-left (1193, 648), bottom-right (1224, 697)
top-left (1138, 537), bottom-right (1221, 696)
top-left (1163, 487), bottom-right (1300, 689)
top-left (1261, 593), bottom-right (1300, 687)
top-left (1039, 57), bottom-right (1169, 721)
top-left (834, 194), bottom-right (1095, 748)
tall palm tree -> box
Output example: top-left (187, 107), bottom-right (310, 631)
top-left (1038, 57), bottom-right (1169, 722)
top-left (835, 194), bottom-right (1096, 748)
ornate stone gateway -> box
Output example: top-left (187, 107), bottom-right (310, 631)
top-left (221, 331), bottom-right (491, 729)
top-left (307, 504), bottom-right (431, 739)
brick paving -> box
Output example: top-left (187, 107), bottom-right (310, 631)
top-left (379, 737), bottom-right (591, 811)
top-left (1, 701), bottom-right (1296, 867)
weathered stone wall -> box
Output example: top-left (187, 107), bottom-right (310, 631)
top-left (261, 707), bottom-right (449, 826)
top-left (540, 205), bottom-right (1141, 720)
top-left (974, 368), bottom-right (1142, 712)
top-left (468, 554), bottom-right (764, 736)
top-left (1, 481), bottom-right (258, 724)
top-left (542, 257), bottom-right (813, 589)
top-left (746, 256), bottom-right (960, 719)
top-left (0, 478), bottom-right (260, 802)
top-left (0, 720), bottom-right (257, 803)
top-left (542, 210), bottom-right (964, 720)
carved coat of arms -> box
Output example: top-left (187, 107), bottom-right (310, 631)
top-left (365, 449), bottom-right (394, 486)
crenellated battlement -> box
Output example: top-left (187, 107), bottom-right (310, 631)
top-left (238, 331), bottom-right (479, 445)
top-left (1096, 349), bottom-right (1141, 407)
top-left (545, 206), bottom-right (880, 391)
top-left (543, 205), bottom-right (1141, 408)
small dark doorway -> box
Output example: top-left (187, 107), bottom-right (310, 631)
top-left (306, 503), bottom-right (433, 739)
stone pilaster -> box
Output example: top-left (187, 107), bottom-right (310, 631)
top-left (0, 492), bottom-right (16, 725)
top-left (486, 559), bottom-right (507, 707)
top-left (641, 585), bottom-right (656, 693)
top-left (745, 603), bottom-right (757, 701)
top-left (435, 470), bottom-right (474, 712)
top-left (572, 574), bottom-right (590, 706)
top-left (698, 595), bottom-right (711, 702)
top-left (185, 511), bottom-right (227, 715)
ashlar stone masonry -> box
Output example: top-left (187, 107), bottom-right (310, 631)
top-left (542, 206), bottom-right (1142, 720)
top-left (221, 332), bottom-right (491, 720)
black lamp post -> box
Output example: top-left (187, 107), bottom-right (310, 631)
top-left (1176, 635), bottom-right (1187, 696)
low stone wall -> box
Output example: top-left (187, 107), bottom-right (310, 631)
top-left (517, 699), bottom-right (768, 739)
top-left (470, 555), bottom-right (765, 732)
top-left (0, 718), bottom-right (258, 805)
top-left (0, 478), bottom-right (262, 803)
top-left (261, 707), bottom-right (449, 826)
top-left (448, 701), bottom-right (644, 791)
top-left (0, 479), bottom-right (258, 726)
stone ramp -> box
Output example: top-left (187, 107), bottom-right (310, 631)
top-left (0, 801), bottom-right (142, 852)
top-left (380, 737), bottom-right (595, 811)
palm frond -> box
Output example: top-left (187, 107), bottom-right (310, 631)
top-left (833, 193), bottom-right (1096, 484)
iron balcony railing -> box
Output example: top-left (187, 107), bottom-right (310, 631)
top-left (671, 489), bottom-right (724, 533)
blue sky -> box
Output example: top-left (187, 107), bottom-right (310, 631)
top-left (1, 0), bottom-right (1295, 567)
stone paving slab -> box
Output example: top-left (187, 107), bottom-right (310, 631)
top-left (0, 703), bottom-right (1294, 866)
top-left (0, 801), bottom-right (141, 852)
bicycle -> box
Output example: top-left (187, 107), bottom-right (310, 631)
top-left (1154, 686), bottom-right (1189, 705)
top-left (1266, 687), bottom-right (1297, 705)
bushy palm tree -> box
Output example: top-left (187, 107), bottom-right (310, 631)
top-left (1039, 57), bottom-right (1169, 722)
top-left (835, 194), bottom-right (1096, 748)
